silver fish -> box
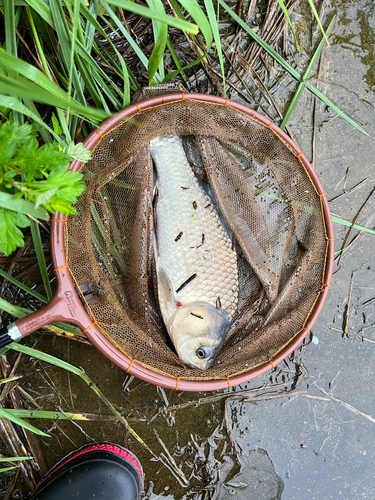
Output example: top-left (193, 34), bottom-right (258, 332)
top-left (150, 135), bottom-right (239, 369)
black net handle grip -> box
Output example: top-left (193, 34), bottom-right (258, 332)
top-left (0, 323), bottom-right (22, 349)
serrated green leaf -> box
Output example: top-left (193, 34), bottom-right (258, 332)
top-left (0, 208), bottom-right (30, 257)
top-left (51, 113), bottom-right (63, 136)
top-left (67, 141), bottom-right (92, 162)
top-left (12, 143), bottom-right (71, 181)
top-left (0, 96), bottom-right (62, 144)
top-left (0, 121), bottom-right (33, 164)
top-left (34, 187), bottom-right (59, 208)
top-left (43, 199), bottom-right (77, 214)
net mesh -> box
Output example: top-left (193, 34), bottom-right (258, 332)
top-left (66, 85), bottom-right (328, 381)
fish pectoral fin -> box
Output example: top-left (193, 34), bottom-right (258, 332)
top-left (157, 267), bottom-right (176, 315)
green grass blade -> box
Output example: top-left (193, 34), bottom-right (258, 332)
top-left (204, 0), bottom-right (225, 95)
top-left (163, 54), bottom-right (206, 82)
top-left (100, 2), bottom-right (155, 81)
top-left (3, 409), bottom-right (115, 421)
top-left (29, 219), bottom-right (53, 301)
top-left (75, 59), bottom-right (113, 110)
top-left (331, 214), bottom-right (375, 235)
top-left (0, 407), bottom-right (50, 437)
top-left (0, 297), bottom-right (30, 318)
top-left (27, 8), bottom-right (51, 74)
top-left (163, 0), bottom-right (211, 81)
top-left (27, 9), bottom-right (72, 142)
top-left (178, 0), bottom-right (213, 50)
top-left (0, 191), bottom-right (49, 220)
top-left (84, 0), bottom-right (98, 52)
top-left (0, 269), bottom-right (48, 304)
top-left (120, 55), bottom-right (130, 107)
top-left (218, 0), bottom-right (300, 76)
top-left (90, 202), bottom-right (128, 277)
top-left (0, 376), bottom-right (24, 383)
top-left (0, 49), bottom-right (80, 101)
top-left (0, 466), bottom-right (19, 472)
top-left (3, 0), bottom-right (21, 124)
top-left (8, 343), bottom-right (157, 457)
top-left (4, 0), bottom-right (18, 56)
top-left (146, 0), bottom-right (168, 83)
top-left (0, 73), bottom-right (109, 122)
top-left (276, 0), bottom-right (299, 51)
top-left (280, 81), bottom-right (305, 130)
top-left (49, 0), bottom-right (87, 107)
top-left (104, 0), bottom-right (199, 34)
top-left (48, 322), bottom-right (88, 338)
top-left (166, 37), bottom-right (188, 83)
top-left (0, 457), bottom-right (33, 462)
top-left (280, 15), bottom-right (335, 129)
top-left (218, 0), bottom-right (367, 136)
top-left (304, 80), bottom-right (368, 135)
top-left (168, 0), bottom-right (185, 19)
top-left (93, 37), bottom-right (135, 101)
top-left (304, 16), bottom-right (335, 78)
top-left (307, 0), bottom-right (329, 47)
top-left (10, 343), bottom-right (83, 374)
top-left (64, 4), bottom-right (122, 109)
top-left (67, 0), bottom-right (81, 116)
top-left (52, 3), bottom-right (115, 114)
top-left (22, 99), bottom-right (52, 144)
top-left (76, 2), bottom-right (134, 100)
top-left (25, 0), bottom-right (54, 26)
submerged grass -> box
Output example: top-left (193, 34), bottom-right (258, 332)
top-left (0, 343), bottom-right (158, 458)
top-left (0, 456), bottom-right (34, 474)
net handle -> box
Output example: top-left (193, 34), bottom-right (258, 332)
top-left (8, 214), bottom-right (96, 342)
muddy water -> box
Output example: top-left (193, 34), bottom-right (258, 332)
top-left (225, 1), bottom-right (375, 499)
top-left (3, 0), bottom-right (375, 498)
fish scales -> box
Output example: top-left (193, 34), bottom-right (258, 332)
top-left (150, 135), bottom-right (239, 369)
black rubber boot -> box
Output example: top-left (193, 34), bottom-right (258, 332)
top-left (29, 443), bottom-right (143, 500)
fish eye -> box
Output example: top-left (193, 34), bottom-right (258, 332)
top-left (196, 347), bottom-right (212, 359)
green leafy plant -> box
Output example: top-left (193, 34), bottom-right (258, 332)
top-left (0, 121), bottom-right (87, 256)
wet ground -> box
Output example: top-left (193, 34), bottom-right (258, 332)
top-left (1, 0), bottom-right (375, 498)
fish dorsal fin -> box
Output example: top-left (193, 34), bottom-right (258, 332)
top-left (157, 267), bottom-right (176, 319)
